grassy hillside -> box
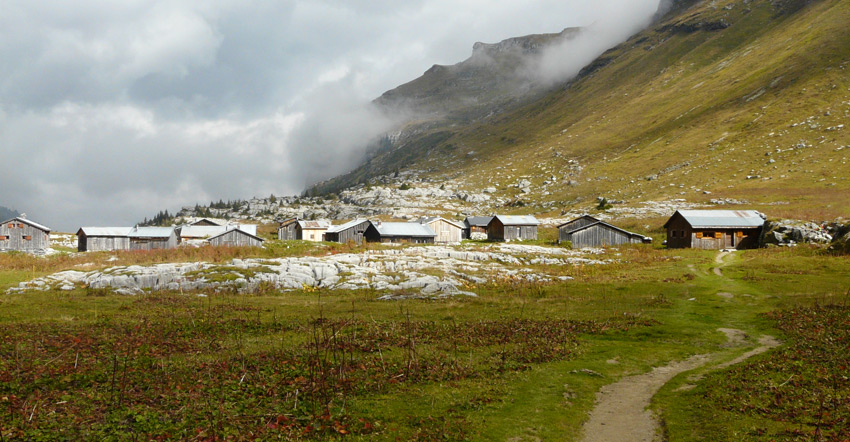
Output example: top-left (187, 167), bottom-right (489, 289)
top-left (314, 0), bottom-right (850, 220)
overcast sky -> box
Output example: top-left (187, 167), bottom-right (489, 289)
top-left (0, 0), bottom-right (663, 231)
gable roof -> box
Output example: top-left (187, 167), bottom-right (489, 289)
top-left (557, 215), bottom-right (600, 229)
top-left (128, 227), bottom-right (175, 239)
top-left (464, 216), bottom-right (494, 227)
top-left (180, 224), bottom-right (257, 238)
top-left (278, 217), bottom-right (298, 227)
top-left (372, 222), bottom-right (436, 237)
top-left (77, 227), bottom-right (133, 237)
top-left (297, 220), bottom-right (331, 230)
top-left (664, 210), bottom-right (766, 229)
top-left (415, 217), bottom-right (464, 229)
top-left (189, 218), bottom-right (227, 226)
top-left (565, 221), bottom-right (648, 240)
top-left (491, 215), bottom-right (540, 226)
top-left (326, 219), bottom-right (369, 234)
top-left (207, 228), bottom-right (265, 243)
top-left (2, 217), bottom-right (51, 233)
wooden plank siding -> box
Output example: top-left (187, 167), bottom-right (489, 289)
top-left (78, 235), bottom-right (130, 252)
top-left (423, 219), bottom-right (463, 243)
top-left (325, 221), bottom-right (371, 244)
top-left (0, 218), bottom-right (50, 252)
top-left (278, 219), bottom-right (298, 240)
top-left (129, 233), bottom-right (178, 251)
top-left (557, 215), bottom-right (600, 237)
top-left (665, 212), bottom-right (761, 249)
top-left (562, 223), bottom-right (643, 248)
top-left (208, 230), bottom-right (264, 247)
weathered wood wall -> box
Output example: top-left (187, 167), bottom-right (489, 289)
top-left (278, 222), bottom-right (297, 240)
top-left (208, 230), bottom-right (263, 247)
top-left (558, 216), bottom-right (599, 236)
top-left (428, 220), bottom-right (462, 243)
top-left (78, 235), bottom-right (130, 252)
top-left (0, 221), bottom-right (50, 252)
top-left (129, 232), bottom-right (178, 251)
top-left (326, 221), bottom-right (370, 244)
top-left (563, 224), bottom-right (640, 248)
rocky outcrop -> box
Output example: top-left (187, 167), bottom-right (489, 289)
top-left (761, 219), bottom-right (846, 246)
top-left (8, 245), bottom-right (602, 298)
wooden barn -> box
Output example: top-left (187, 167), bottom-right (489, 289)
top-left (297, 220), bottom-right (331, 242)
top-left (414, 217), bottom-right (463, 243)
top-left (178, 224), bottom-right (257, 243)
top-left (1, 217), bottom-right (51, 253)
top-left (128, 227), bottom-right (178, 251)
top-left (207, 229), bottom-right (265, 248)
top-left (364, 221), bottom-right (436, 244)
top-left (664, 210), bottom-right (765, 250)
top-left (77, 227), bottom-right (132, 252)
top-left (463, 216), bottom-right (493, 240)
top-left (324, 219), bottom-right (371, 244)
top-left (487, 215), bottom-right (539, 241)
top-left (278, 218), bottom-right (298, 240)
top-left (558, 216), bottom-right (650, 248)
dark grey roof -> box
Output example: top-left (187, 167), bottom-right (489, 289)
top-left (464, 216), bottom-right (494, 227)
top-left (326, 219), bottom-right (369, 233)
top-left (566, 221), bottom-right (648, 240)
top-left (207, 228), bottom-right (265, 242)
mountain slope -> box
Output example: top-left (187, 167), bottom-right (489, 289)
top-left (311, 0), bottom-right (850, 220)
top-left (0, 206), bottom-right (18, 221)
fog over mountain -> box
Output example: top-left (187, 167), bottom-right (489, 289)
top-left (0, 0), bottom-right (664, 231)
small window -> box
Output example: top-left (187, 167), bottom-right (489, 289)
top-left (7, 223), bottom-right (13, 228)
top-left (0, 235), bottom-right (8, 240)
top-left (715, 232), bottom-right (722, 239)
top-left (18, 223), bottom-right (24, 228)
top-left (23, 235), bottom-right (32, 241)
top-left (695, 232), bottom-right (703, 239)
top-left (736, 231), bottom-right (744, 238)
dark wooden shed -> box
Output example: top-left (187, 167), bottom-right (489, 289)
top-left (324, 219), bottom-right (371, 244)
top-left (0, 217), bottom-right (51, 253)
top-left (558, 217), bottom-right (649, 248)
top-left (207, 229), bottom-right (265, 247)
top-left (463, 216), bottom-right (493, 240)
top-left (487, 215), bottom-right (539, 241)
top-left (278, 218), bottom-right (298, 240)
top-left (664, 210), bottom-right (765, 250)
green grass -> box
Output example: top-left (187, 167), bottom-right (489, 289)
top-left (1, 244), bottom-right (848, 440)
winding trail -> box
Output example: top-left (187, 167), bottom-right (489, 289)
top-left (578, 250), bottom-right (779, 442)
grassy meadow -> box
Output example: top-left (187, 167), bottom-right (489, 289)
top-left (1, 241), bottom-right (848, 441)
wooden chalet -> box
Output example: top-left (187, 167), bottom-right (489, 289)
top-left (207, 228), bottom-right (265, 248)
top-left (324, 219), bottom-right (370, 244)
top-left (277, 218), bottom-right (298, 240)
top-left (414, 217), bottom-right (463, 243)
top-left (558, 215), bottom-right (650, 248)
top-left (1, 217), bottom-right (51, 253)
top-left (664, 210), bottom-right (765, 250)
top-left (487, 215), bottom-right (540, 241)
top-left (128, 227), bottom-right (178, 251)
top-left (77, 227), bottom-right (132, 252)
top-left (364, 221), bottom-right (436, 244)
top-left (463, 216), bottom-right (493, 240)
top-left (178, 224), bottom-right (257, 243)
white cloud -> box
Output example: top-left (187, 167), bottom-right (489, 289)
top-left (0, 0), bottom-right (663, 230)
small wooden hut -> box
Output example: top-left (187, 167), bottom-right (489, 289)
top-left (324, 219), bottom-right (371, 244)
top-left (277, 218), bottom-right (298, 240)
top-left (207, 229), bottom-right (265, 247)
top-left (0, 217), bottom-right (51, 253)
top-left (414, 217), bottom-right (463, 243)
top-left (364, 221), bottom-right (436, 244)
top-left (487, 215), bottom-right (539, 241)
top-left (664, 210), bottom-right (765, 249)
top-left (128, 227), bottom-right (178, 251)
top-left (558, 216), bottom-right (650, 248)
top-left (297, 220), bottom-right (331, 242)
top-left (463, 216), bottom-right (493, 240)
top-left (77, 227), bottom-right (132, 252)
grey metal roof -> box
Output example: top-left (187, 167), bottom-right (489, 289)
top-left (670, 210), bottom-right (766, 228)
top-left (556, 215), bottom-right (600, 229)
top-left (492, 215), bottom-right (540, 226)
top-left (207, 228), bottom-right (265, 242)
top-left (373, 222), bottom-right (436, 237)
top-left (77, 227), bottom-right (133, 237)
top-left (189, 218), bottom-right (227, 226)
top-left (3, 217), bottom-right (51, 232)
top-left (297, 220), bottom-right (331, 229)
top-left (464, 216), bottom-right (494, 227)
top-left (180, 224), bottom-right (257, 238)
top-left (326, 219), bottom-right (369, 233)
top-left (128, 227), bottom-right (175, 238)
top-left (566, 221), bottom-right (647, 239)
